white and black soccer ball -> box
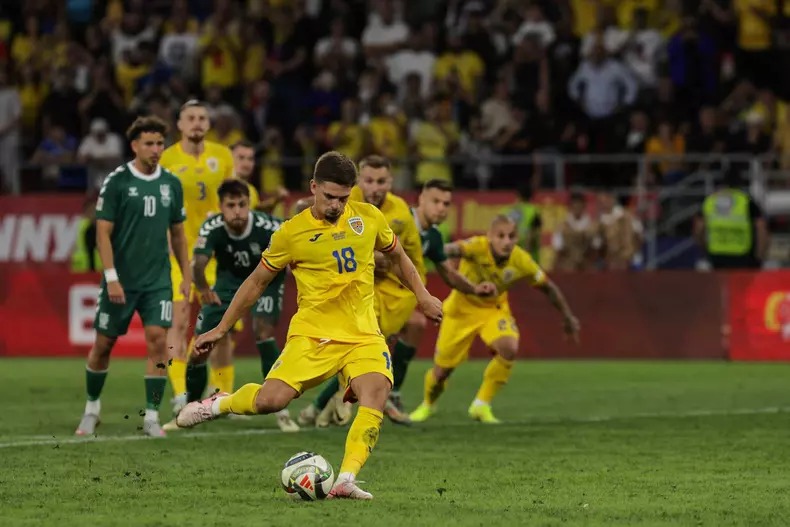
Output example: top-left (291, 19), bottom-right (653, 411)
top-left (281, 452), bottom-right (335, 501)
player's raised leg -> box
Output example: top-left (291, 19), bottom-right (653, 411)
top-left (209, 332), bottom-right (235, 395)
top-left (76, 332), bottom-right (116, 435)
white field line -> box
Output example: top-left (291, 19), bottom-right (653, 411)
top-left (0, 406), bottom-right (787, 450)
top-left (0, 406), bottom-right (790, 449)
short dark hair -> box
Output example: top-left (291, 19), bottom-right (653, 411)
top-left (217, 178), bottom-right (250, 201)
top-left (126, 116), bottom-right (168, 141)
top-left (313, 151), bottom-right (358, 187)
top-left (422, 179), bottom-right (454, 193)
top-left (179, 99), bottom-right (207, 116)
top-left (358, 155), bottom-right (391, 171)
top-left (231, 140), bottom-right (255, 152)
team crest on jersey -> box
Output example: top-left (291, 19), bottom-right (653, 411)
top-left (391, 219), bottom-right (404, 234)
top-left (160, 184), bottom-right (171, 206)
top-left (250, 243), bottom-right (261, 255)
top-left (348, 216), bottom-right (364, 235)
top-left (206, 157), bottom-right (219, 172)
top-left (503, 268), bottom-right (515, 283)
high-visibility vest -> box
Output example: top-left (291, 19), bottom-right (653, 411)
top-left (702, 189), bottom-right (753, 257)
top-left (70, 218), bottom-right (101, 272)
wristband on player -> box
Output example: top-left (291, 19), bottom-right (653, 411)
top-left (104, 268), bottom-right (119, 282)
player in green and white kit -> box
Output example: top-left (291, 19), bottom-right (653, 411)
top-left (299, 179), bottom-right (494, 426)
top-left (184, 179), bottom-right (298, 432)
top-left (76, 116), bottom-right (191, 438)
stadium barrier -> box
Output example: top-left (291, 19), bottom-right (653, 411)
top-left (1, 194), bottom-right (788, 360)
top-left (1, 267), bottom-right (789, 360)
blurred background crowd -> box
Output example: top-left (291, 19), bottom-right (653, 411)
top-left (0, 0), bottom-right (789, 197)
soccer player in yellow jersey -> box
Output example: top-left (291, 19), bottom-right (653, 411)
top-left (159, 100), bottom-right (235, 420)
top-left (177, 152), bottom-right (443, 499)
top-left (410, 215), bottom-right (581, 424)
top-left (231, 140), bottom-right (290, 214)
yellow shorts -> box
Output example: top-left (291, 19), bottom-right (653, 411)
top-left (374, 286), bottom-right (418, 338)
top-left (171, 255), bottom-right (216, 303)
top-left (266, 335), bottom-right (394, 395)
top-left (434, 304), bottom-right (520, 369)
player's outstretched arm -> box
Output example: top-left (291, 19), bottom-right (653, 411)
top-left (536, 279), bottom-right (581, 344)
top-left (96, 219), bottom-right (125, 304)
top-left (443, 242), bottom-right (465, 259)
top-left (194, 263), bottom-right (277, 354)
top-left (386, 241), bottom-right (443, 323)
top-left (170, 222), bottom-right (192, 299)
top-left (436, 260), bottom-right (497, 296)
top-left (192, 253), bottom-right (221, 305)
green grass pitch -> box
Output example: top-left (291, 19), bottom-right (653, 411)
top-left (1, 358), bottom-right (789, 526)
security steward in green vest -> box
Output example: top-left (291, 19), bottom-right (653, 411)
top-left (505, 183), bottom-right (542, 261)
top-left (70, 196), bottom-right (101, 272)
top-left (694, 168), bottom-right (768, 270)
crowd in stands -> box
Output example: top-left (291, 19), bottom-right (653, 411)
top-left (0, 0), bottom-right (789, 195)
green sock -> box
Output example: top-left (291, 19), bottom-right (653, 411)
top-left (313, 377), bottom-right (340, 410)
top-left (392, 340), bottom-right (417, 391)
top-left (86, 367), bottom-right (108, 401)
top-left (256, 338), bottom-right (280, 378)
top-left (144, 376), bottom-right (168, 410)
top-left (186, 363), bottom-right (209, 402)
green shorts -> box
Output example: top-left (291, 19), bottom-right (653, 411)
top-left (94, 286), bottom-right (173, 337)
top-left (195, 282), bottom-right (284, 336)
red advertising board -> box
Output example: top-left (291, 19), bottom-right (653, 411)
top-left (0, 267), bottom-right (726, 360)
top-left (726, 271), bottom-right (790, 361)
top-left (1, 194), bottom-right (786, 361)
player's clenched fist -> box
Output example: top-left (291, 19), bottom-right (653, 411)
top-left (418, 293), bottom-right (443, 324)
top-left (107, 281), bottom-right (126, 304)
top-left (473, 281), bottom-right (497, 297)
top-left (194, 327), bottom-right (226, 356)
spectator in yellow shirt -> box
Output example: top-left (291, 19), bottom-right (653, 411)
top-left (411, 96), bottom-right (459, 185)
top-left (433, 33), bottom-right (484, 99)
top-left (327, 97), bottom-right (367, 161)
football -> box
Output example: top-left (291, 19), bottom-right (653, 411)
top-left (281, 452), bottom-right (335, 500)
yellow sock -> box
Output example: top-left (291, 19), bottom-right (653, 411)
top-left (218, 383), bottom-right (261, 415)
top-left (475, 355), bottom-right (514, 403)
top-left (424, 368), bottom-right (446, 405)
top-left (339, 406), bottom-right (383, 476)
top-left (168, 358), bottom-right (187, 396)
top-left (210, 365), bottom-right (235, 394)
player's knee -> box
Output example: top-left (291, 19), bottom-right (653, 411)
top-left (253, 319), bottom-right (274, 342)
top-left (433, 366), bottom-right (454, 382)
top-left (353, 374), bottom-right (391, 409)
top-left (145, 330), bottom-right (168, 357)
top-left (497, 345), bottom-right (518, 361)
top-left (255, 391), bottom-right (289, 413)
top-left (92, 335), bottom-right (116, 358)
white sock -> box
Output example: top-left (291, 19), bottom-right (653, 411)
top-left (144, 409), bottom-right (159, 422)
top-left (211, 397), bottom-right (225, 416)
top-left (472, 399), bottom-right (487, 408)
top-left (85, 399), bottom-right (100, 416)
top-left (276, 409), bottom-right (290, 417)
top-left (337, 471), bottom-right (355, 483)
top-left (390, 390), bottom-right (400, 397)
top-left (173, 393), bottom-right (187, 407)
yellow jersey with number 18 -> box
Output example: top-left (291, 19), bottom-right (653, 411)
top-left (260, 201), bottom-right (397, 342)
top-left (160, 141), bottom-right (235, 252)
top-left (445, 235), bottom-right (546, 313)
